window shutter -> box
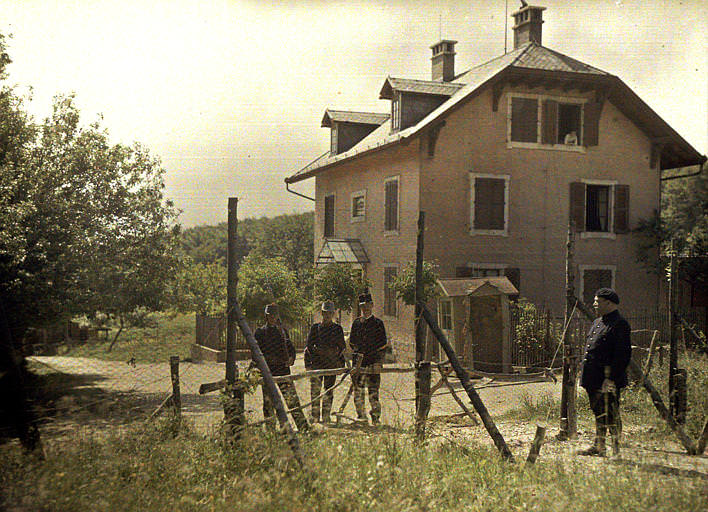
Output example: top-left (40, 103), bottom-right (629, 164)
top-left (504, 267), bottom-right (521, 293)
top-left (569, 182), bottom-right (585, 231)
top-left (583, 101), bottom-right (601, 146)
top-left (511, 97), bottom-right (538, 143)
top-left (614, 184), bottom-right (630, 234)
top-left (324, 195), bottom-right (335, 238)
top-left (385, 180), bottom-right (398, 231)
top-left (541, 100), bottom-right (558, 144)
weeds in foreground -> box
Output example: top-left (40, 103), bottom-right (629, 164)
top-left (1, 417), bottom-right (706, 512)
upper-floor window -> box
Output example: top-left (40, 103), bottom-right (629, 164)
top-left (330, 125), bottom-right (338, 155)
top-left (324, 194), bottom-right (335, 238)
top-left (469, 173), bottom-right (510, 235)
top-left (569, 181), bottom-right (630, 237)
top-left (383, 266), bottom-right (398, 317)
top-left (392, 93), bottom-right (401, 131)
top-left (351, 190), bottom-right (366, 222)
top-left (509, 94), bottom-right (598, 150)
top-left (384, 177), bottom-right (399, 232)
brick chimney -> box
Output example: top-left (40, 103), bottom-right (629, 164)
top-left (430, 40), bottom-right (457, 82)
top-left (512, 4), bottom-right (546, 48)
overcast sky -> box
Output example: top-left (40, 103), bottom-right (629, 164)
top-left (2, 0), bottom-right (706, 227)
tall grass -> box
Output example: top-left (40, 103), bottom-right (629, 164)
top-left (1, 416), bottom-right (706, 512)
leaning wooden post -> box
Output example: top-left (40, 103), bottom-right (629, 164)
top-left (170, 356), bottom-right (181, 417)
top-left (225, 197), bottom-right (245, 435)
top-left (574, 296), bottom-right (698, 454)
top-left (559, 221), bottom-right (578, 440)
top-left (697, 419), bottom-right (708, 455)
top-left (414, 211), bottom-right (431, 439)
top-left (233, 300), bottom-right (305, 465)
top-left (420, 304), bottom-right (514, 461)
top-left (526, 425), bottom-right (546, 465)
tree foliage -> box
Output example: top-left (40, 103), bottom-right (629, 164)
top-left (236, 254), bottom-right (304, 325)
top-left (313, 263), bottom-right (370, 313)
top-left (635, 169), bottom-right (708, 287)
top-left (390, 261), bottom-right (441, 306)
top-left (0, 34), bottom-right (179, 344)
top-left (171, 260), bottom-right (226, 316)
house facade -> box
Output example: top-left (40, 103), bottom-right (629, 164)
top-left (285, 5), bottom-right (706, 363)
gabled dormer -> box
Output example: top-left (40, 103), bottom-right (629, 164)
top-left (321, 109), bottom-right (389, 156)
top-left (379, 77), bottom-right (464, 132)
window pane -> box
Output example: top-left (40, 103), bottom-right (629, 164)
top-left (558, 103), bottom-right (581, 145)
top-left (586, 185), bottom-right (609, 232)
top-left (439, 300), bottom-right (452, 330)
top-left (511, 97), bottom-right (538, 143)
top-left (352, 195), bottom-right (365, 218)
top-left (583, 269), bottom-right (613, 305)
top-left (474, 178), bottom-right (505, 230)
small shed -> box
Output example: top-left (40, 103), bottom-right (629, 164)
top-left (436, 277), bottom-right (519, 373)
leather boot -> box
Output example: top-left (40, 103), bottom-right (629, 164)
top-left (579, 435), bottom-right (606, 456)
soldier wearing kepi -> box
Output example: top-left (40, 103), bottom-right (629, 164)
top-left (253, 303), bottom-right (309, 431)
top-left (579, 288), bottom-right (632, 456)
top-left (349, 292), bottom-right (387, 425)
top-left (304, 301), bottom-right (345, 423)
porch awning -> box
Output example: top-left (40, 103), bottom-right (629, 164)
top-left (316, 239), bottom-right (369, 266)
top-left (437, 277), bottom-right (518, 297)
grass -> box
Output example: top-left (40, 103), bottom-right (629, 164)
top-left (501, 351), bottom-right (708, 442)
top-left (1, 417), bottom-right (706, 512)
top-left (59, 313), bottom-right (195, 364)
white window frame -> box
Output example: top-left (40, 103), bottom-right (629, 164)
top-left (580, 178), bottom-right (617, 239)
top-left (469, 172), bottom-right (510, 236)
top-left (382, 263), bottom-right (399, 318)
top-left (438, 298), bottom-right (453, 332)
top-left (330, 124), bottom-right (338, 155)
top-left (506, 92), bottom-right (587, 153)
top-left (383, 175), bottom-right (400, 236)
top-left (350, 189), bottom-right (366, 223)
top-left (323, 193), bottom-right (335, 239)
top-left (578, 264), bottom-right (616, 305)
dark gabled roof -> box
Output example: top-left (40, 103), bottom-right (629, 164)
top-left (379, 77), bottom-right (466, 100)
top-left (321, 109), bottom-right (390, 128)
top-left (286, 42), bottom-right (705, 184)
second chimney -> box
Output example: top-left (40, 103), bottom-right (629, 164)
top-left (512, 4), bottom-right (546, 48)
top-left (430, 40), bottom-right (457, 82)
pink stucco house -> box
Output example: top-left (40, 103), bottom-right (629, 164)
top-left (285, 4), bottom-right (705, 363)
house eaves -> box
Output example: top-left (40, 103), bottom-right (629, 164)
top-left (321, 109), bottom-right (390, 128)
top-left (378, 77), bottom-right (466, 100)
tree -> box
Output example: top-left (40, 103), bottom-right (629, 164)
top-left (636, 169), bottom-right (708, 288)
top-left (236, 254), bottom-right (305, 325)
top-left (313, 263), bottom-right (370, 314)
top-left (390, 261), bottom-right (441, 306)
top-left (172, 260), bottom-right (227, 316)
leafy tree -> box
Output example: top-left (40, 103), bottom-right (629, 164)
top-left (635, 169), bottom-right (707, 288)
top-left (313, 263), bottom-right (370, 314)
top-left (236, 254), bottom-right (305, 326)
top-left (390, 261), bottom-right (441, 306)
top-left (171, 260), bottom-right (227, 316)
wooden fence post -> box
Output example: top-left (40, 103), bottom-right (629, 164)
top-left (420, 304), bottom-right (514, 461)
top-left (170, 355), bottom-right (181, 416)
top-left (559, 222), bottom-right (578, 440)
top-left (414, 211), bottom-right (431, 439)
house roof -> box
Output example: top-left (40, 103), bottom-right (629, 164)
top-left (315, 239), bottom-right (369, 266)
top-left (379, 77), bottom-right (466, 100)
top-left (321, 109), bottom-right (390, 128)
top-left (437, 277), bottom-right (519, 297)
top-left (285, 42), bottom-right (705, 184)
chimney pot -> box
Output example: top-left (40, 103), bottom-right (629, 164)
top-left (430, 39), bottom-right (457, 82)
top-left (511, 4), bottom-right (546, 49)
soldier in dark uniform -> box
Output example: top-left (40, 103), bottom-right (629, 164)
top-left (304, 301), bottom-right (345, 423)
top-left (253, 304), bottom-right (309, 431)
top-left (579, 288), bottom-right (632, 456)
top-left (349, 292), bottom-right (387, 425)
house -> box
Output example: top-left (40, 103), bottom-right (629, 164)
top-left (284, 4), bottom-right (706, 363)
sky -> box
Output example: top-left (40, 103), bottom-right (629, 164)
top-left (1, 0), bottom-right (706, 227)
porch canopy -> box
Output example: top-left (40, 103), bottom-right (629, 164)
top-left (315, 238), bottom-right (369, 267)
top-left (437, 277), bottom-right (518, 298)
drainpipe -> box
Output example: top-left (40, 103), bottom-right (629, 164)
top-left (285, 181), bottom-right (315, 202)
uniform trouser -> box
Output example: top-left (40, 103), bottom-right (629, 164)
top-left (587, 388), bottom-right (622, 441)
top-left (262, 380), bottom-right (309, 431)
top-left (353, 365), bottom-right (381, 421)
top-left (310, 374), bottom-right (336, 421)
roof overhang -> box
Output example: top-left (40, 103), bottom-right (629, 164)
top-left (315, 239), bottom-right (370, 266)
top-left (437, 277), bottom-right (519, 297)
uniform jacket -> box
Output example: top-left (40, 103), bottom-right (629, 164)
top-left (349, 315), bottom-right (387, 367)
top-left (305, 321), bottom-right (345, 369)
top-left (254, 324), bottom-right (295, 376)
top-left (580, 310), bottom-right (632, 391)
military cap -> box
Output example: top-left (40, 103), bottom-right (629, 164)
top-left (358, 292), bottom-right (373, 305)
top-left (594, 288), bottom-right (619, 304)
top-left (321, 301), bottom-right (335, 312)
top-left (264, 303), bottom-right (279, 315)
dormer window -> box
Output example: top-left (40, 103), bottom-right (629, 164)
top-left (392, 94), bottom-right (401, 131)
top-left (330, 124), bottom-right (338, 155)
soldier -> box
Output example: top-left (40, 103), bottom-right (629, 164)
top-left (579, 288), bottom-right (632, 457)
top-left (253, 303), bottom-right (309, 431)
top-left (349, 292), bottom-right (387, 425)
top-left (304, 301), bottom-right (345, 423)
